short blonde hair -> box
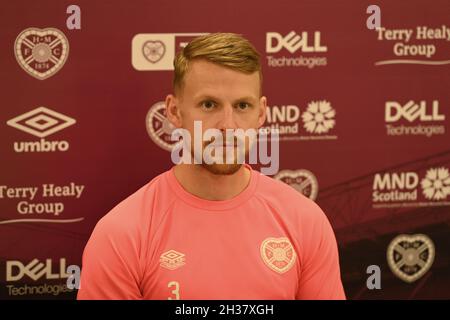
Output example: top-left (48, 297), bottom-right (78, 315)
top-left (173, 33), bottom-right (262, 95)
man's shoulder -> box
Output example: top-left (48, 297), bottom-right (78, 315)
top-left (256, 172), bottom-right (315, 205)
top-left (255, 172), bottom-right (337, 250)
top-left (255, 172), bottom-right (328, 224)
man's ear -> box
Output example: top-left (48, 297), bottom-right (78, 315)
top-left (165, 94), bottom-right (182, 128)
top-left (257, 96), bottom-right (267, 128)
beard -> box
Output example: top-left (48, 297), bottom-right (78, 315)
top-left (201, 162), bottom-right (243, 175)
top-left (192, 138), bottom-right (249, 176)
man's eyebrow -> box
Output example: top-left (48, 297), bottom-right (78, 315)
top-left (194, 94), bottom-right (258, 103)
top-left (233, 96), bottom-right (258, 103)
top-left (194, 94), bottom-right (220, 102)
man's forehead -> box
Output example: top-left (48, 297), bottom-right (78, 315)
top-left (182, 60), bottom-right (261, 98)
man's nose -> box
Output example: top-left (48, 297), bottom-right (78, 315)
top-left (217, 104), bottom-right (238, 131)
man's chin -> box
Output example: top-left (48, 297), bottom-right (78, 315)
top-left (200, 163), bottom-right (243, 175)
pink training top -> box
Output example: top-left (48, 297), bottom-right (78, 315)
top-left (77, 165), bottom-right (346, 300)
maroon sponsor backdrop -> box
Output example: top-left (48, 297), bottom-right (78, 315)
top-left (1, 0), bottom-right (449, 299)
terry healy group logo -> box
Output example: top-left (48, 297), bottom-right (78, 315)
top-left (385, 100), bottom-right (446, 137)
top-left (0, 182), bottom-right (85, 225)
top-left (15, 27), bottom-right (69, 79)
top-left (261, 100), bottom-right (337, 141)
top-left (6, 107), bottom-right (76, 153)
top-left (5, 258), bottom-right (74, 297)
top-left (265, 31), bottom-right (328, 69)
top-left (132, 33), bottom-right (208, 71)
top-left (372, 167), bottom-right (450, 208)
top-left (374, 25), bottom-right (450, 66)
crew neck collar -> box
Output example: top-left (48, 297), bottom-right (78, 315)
top-left (166, 164), bottom-right (259, 211)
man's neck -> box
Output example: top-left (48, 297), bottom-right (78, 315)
top-left (173, 164), bottom-right (251, 201)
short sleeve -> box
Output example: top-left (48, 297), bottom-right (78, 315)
top-left (77, 215), bottom-right (143, 300)
top-left (296, 204), bottom-right (346, 300)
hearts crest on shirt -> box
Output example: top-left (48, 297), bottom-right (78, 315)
top-left (260, 237), bottom-right (296, 274)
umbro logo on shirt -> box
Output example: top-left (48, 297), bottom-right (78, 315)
top-left (160, 249), bottom-right (186, 270)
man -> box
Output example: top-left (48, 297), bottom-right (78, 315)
top-left (77, 33), bottom-right (346, 300)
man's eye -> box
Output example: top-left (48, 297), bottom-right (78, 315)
top-left (201, 101), bottom-right (216, 110)
top-left (236, 102), bottom-right (250, 110)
